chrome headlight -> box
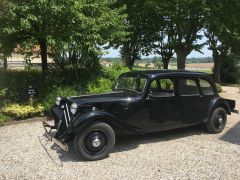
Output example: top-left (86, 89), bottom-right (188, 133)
top-left (55, 97), bottom-right (61, 106)
top-left (70, 103), bottom-right (78, 115)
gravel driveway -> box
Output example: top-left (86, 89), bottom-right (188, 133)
top-left (0, 86), bottom-right (240, 180)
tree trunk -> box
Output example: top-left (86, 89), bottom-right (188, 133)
top-left (176, 50), bottom-right (187, 70)
top-left (162, 58), bottom-right (170, 69)
top-left (3, 57), bottom-right (7, 71)
top-left (122, 47), bottom-right (133, 70)
top-left (213, 55), bottom-right (221, 83)
top-left (39, 38), bottom-right (48, 80)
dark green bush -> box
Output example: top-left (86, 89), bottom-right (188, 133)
top-left (0, 64), bottom-right (130, 117)
top-left (40, 86), bottom-right (79, 113)
top-left (0, 69), bottom-right (43, 102)
top-left (0, 113), bottom-right (11, 123)
top-left (220, 55), bottom-right (240, 84)
top-left (49, 46), bottom-right (103, 88)
top-left (215, 83), bottom-right (222, 93)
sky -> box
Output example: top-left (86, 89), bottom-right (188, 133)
top-left (103, 46), bottom-right (212, 58)
top-left (103, 36), bottom-right (213, 58)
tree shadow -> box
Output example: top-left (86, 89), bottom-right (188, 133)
top-left (39, 125), bottom-right (208, 164)
top-left (219, 121), bottom-right (240, 145)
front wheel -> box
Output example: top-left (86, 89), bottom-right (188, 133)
top-left (74, 122), bottom-right (115, 161)
top-left (206, 107), bottom-right (227, 133)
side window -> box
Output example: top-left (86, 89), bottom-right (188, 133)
top-left (149, 78), bottom-right (174, 97)
top-left (199, 79), bottom-right (214, 95)
top-left (178, 79), bottom-right (198, 96)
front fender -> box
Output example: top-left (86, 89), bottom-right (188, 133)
top-left (69, 110), bottom-right (143, 134)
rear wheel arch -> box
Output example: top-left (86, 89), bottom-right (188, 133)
top-left (211, 102), bottom-right (231, 115)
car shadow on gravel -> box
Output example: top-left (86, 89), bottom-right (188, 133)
top-left (113, 125), bottom-right (207, 153)
top-left (52, 125), bottom-right (207, 163)
top-left (219, 121), bottom-right (240, 145)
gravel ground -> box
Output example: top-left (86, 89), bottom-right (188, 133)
top-left (0, 86), bottom-right (240, 180)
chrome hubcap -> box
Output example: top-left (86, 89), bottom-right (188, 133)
top-left (92, 136), bottom-right (101, 148)
top-left (218, 117), bottom-right (223, 125)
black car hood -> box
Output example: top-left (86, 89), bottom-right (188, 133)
top-left (68, 91), bottom-right (139, 105)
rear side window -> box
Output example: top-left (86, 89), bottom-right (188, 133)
top-left (149, 78), bottom-right (174, 97)
top-left (178, 79), bottom-right (198, 96)
top-left (199, 79), bottom-right (214, 95)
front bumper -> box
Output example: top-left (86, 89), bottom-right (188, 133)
top-left (42, 120), bottom-right (69, 152)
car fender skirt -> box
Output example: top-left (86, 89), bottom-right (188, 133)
top-left (70, 111), bottom-right (143, 134)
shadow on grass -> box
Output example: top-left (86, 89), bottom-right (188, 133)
top-left (219, 121), bottom-right (240, 145)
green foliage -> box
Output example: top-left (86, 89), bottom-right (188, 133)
top-left (215, 83), bottom-right (222, 93)
top-left (220, 55), bottom-right (240, 84)
top-left (87, 78), bottom-right (113, 94)
top-left (1, 104), bottom-right (44, 119)
top-left (0, 114), bottom-right (11, 123)
top-left (87, 64), bottom-right (129, 93)
top-left (40, 86), bottom-right (79, 113)
top-left (0, 0), bottom-right (127, 79)
top-left (49, 45), bottom-right (103, 88)
top-left (0, 70), bottom-right (42, 102)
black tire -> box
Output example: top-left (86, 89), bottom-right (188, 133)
top-left (206, 107), bottom-right (227, 133)
top-left (74, 122), bottom-right (115, 161)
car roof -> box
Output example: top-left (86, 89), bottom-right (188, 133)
top-left (120, 70), bottom-right (210, 79)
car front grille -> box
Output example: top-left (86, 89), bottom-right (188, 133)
top-left (62, 103), bottom-right (71, 127)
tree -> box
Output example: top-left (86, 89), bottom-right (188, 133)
top-left (127, 0), bottom-right (205, 70)
top-left (169, 0), bottom-right (205, 69)
top-left (0, 0), bottom-right (126, 79)
top-left (204, 0), bottom-right (240, 82)
top-left (118, 0), bottom-right (145, 69)
top-left (141, 0), bottom-right (174, 69)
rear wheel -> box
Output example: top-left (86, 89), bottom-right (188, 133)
top-left (74, 122), bottom-right (115, 161)
top-left (206, 107), bottom-right (227, 133)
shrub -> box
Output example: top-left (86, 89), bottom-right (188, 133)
top-left (1, 104), bottom-right (44, 119)
top-left (87, 63), bottom-right (129, 94)
top-left (40, 86), bottom-right (79, 113)
top-left (87, 78), bottom-right (114, 94)
top-left (220, 54), bottom-right (240, 84)
top-left (215, 83), bottom-right (222, 93)
top-left (0, 114), bottom-right (11, 123)
top-left (0, 69), bottom-right (43, 102)
top-left (49, 46), bottom-right (103, 88)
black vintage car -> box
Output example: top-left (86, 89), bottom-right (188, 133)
top-left (43, 70), bottom-right (238, 160)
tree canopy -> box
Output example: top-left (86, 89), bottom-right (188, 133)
top-left (1, 0), bottom-right (240, 83)
top-left (0, 0), bottom-right (126, 79)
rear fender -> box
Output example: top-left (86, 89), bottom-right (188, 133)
top-left (207, 97), bottom-right (231, 121)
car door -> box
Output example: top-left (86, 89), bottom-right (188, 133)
top-left (177, 77), bottom-right (204, 126)
top-left (197, 78), bottom-right (216, 121)
top-left (143, 77), bottom-right (180, 131)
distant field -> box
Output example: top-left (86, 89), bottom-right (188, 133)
top-left (186, 63), bottom-right (213, 69)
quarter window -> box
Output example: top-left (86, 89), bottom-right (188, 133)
top-left (178, 79), bottom-right (198, 96)
top-left (199, 79), bottom-right (214, 95)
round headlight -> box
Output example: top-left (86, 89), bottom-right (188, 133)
top-left (70, 103), bottom-right (78, 114)
top-left (55, 97), bottom-right (61, 106)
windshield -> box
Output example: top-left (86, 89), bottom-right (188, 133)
top-left (115, 76), bottom-right (147, 94)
